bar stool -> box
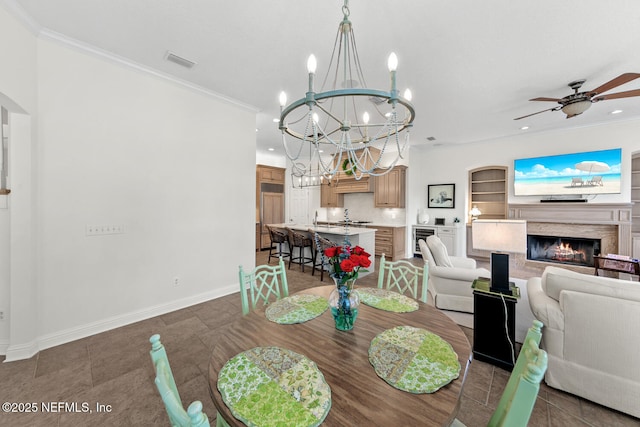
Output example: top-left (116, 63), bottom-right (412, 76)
top-left (266, 225), bottom-right (290, 264)
top-left (308, 230), bottom-right (336, 282)
top-left (286, 227), bottom-right (314, 272)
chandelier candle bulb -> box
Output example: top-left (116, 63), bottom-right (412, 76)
top-left (387, 52), bottom-right (398, 71)
top-left (307, 54), bottom-right (317, 92)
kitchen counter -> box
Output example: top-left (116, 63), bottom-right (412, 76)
top-left (366, 223), bottom-right (406, 228)
top-left (281, 224), bottom-right (376, 236)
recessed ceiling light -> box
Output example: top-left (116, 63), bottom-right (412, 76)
top-left (520, 126), bottom-right (529, 130)
top-left (610, 109), bottom-right (623, 115)
top-left (272, 118), bottom-right (279, 123)
top-left (268, 148), bottom-right (275, 151)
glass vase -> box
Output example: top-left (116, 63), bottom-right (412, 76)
top-left (329, 278), bottom-right (360, 331)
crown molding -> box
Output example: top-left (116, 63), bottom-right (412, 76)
top-left (1, 0), bottom-right (41, 34)
top-left (0, 0), bottom-right (258, 113)
top-left (39, 29), bottom-right (258, 112)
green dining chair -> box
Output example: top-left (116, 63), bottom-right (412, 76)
top-left (238, 256), bottom-right (289, 315)
top-left (451, 320), bottom-right (548, 427)
top-left (149, 334), bottom-right (212, 427)
top-left (377, 254), bottom-right (428, 303)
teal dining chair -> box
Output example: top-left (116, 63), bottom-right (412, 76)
top-left (149, 334), bottom-right (212, 427)
top-left (238, 256), bottom-right (289, 315)
top-left (451, 320), bottom-right (548, 427)
top-left (377, 254), bottom-right (428, 303)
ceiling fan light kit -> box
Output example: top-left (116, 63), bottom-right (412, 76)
top-left (515, 73), bottom-right (640, 120)
top-left (561, 100), bottom-right (592, 117)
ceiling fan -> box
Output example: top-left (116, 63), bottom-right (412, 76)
top-left (514, 73), bottom-right (640, 120)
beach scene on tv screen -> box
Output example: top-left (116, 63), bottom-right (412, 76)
top-left (514, 148), bottom-right (622, 196)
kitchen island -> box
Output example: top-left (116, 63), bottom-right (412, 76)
top-left (269, 224), bottom-right (376, 276)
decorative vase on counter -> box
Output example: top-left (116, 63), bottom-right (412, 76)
top-left (329, 278), bottom-right (360, 331)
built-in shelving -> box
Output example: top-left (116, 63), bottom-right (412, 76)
top-left (468, 167), bottom-right (507, 220)
top-left (632, 154), bottom-right (640, 233)
top-left (632, 154), bottom-right (640, 258)
top-left (467, 166), bottom-right (507, 257)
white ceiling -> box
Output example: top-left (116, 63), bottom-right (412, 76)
top-left (6, 0), bottom-right (640, 156)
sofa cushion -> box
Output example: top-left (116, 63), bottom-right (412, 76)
top-left (542, 266), bottom-right (640, 303)
top-left (426, 235), bottom-right (454, 267)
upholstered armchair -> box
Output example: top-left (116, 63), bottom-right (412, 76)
top-left (418, 236), bottom-right (490, 313)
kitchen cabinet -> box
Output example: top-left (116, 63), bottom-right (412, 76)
top-left (258, 165), bottom-right (285, 183)
top-left (257, 165), bottom-right (285, 250)
top-left (374, 166), bottom-right (406, 208)
top-left (413, 225), bottom-right (462, 257)
top-left (320, 180), bottom-right (344, 207)
top-left (375, 226), bottom-right (406, 260)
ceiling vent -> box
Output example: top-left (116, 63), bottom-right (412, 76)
top-left (164, 51), bottom-right (197, 69)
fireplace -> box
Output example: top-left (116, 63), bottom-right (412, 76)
top-left (508, 203), bottom-right (632, 275)
top-left (527, 235), bottom-right (601, 267)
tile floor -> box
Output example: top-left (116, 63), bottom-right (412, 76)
top-left (0, 250), bottom-right (638, 426)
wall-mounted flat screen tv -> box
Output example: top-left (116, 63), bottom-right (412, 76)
top-left (514, 148), bottom-right (621, 196)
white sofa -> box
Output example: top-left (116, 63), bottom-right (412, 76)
top-left (527, 266), bottom-right (640, 418)
top-left (418, 237), bottom-right (490, 313)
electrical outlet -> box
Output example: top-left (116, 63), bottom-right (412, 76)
top-left (173, 277), bottom-right (180, 286)
top-left (86, 224), bottom-right (125, 236)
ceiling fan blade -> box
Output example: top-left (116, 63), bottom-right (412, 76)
top-left (529, 97), bottom-right (563, 102)
top-left (588, 73), bottom-right (640, 96)
top-left (513, 107), bottom-right (560, 120)
top-left (593, 89), bottom-right (640, 102)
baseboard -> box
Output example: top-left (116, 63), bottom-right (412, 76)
top-left (1, 283), bottom-right (238, 361)
top-left (4, 340), bottom-right (39, 362)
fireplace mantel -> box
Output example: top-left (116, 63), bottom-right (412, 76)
top-left (508, 203), bottom-right (633, 256)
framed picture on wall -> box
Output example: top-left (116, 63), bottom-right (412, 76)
top-left (428, 184), bottom-right (455, 208)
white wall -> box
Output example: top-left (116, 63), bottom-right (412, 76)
top-left (1, 6), bottom-right (257, 359)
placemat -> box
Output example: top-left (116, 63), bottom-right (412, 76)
top-left (357, 288), bottom-right (419, 312)
top-left (218, 347), bottom-right (331, 427)
top-left (368, 326), bottom-right (461, 393)
top-left (265, 294), bottom-right (329, 324)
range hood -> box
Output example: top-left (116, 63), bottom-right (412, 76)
top-left (333, 173), bottom-right (374, 194)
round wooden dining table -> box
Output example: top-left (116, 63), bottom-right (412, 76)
top-left (208, 286), bottom-right (472, 426)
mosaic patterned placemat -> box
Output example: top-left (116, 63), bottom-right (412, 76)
top-left (218, 347), bottom-right (331, 427)
top-left (357, 288), bottom-right (419, 312)
top-left (265, 294), bottom-right (329, 324)
top-left (368, 326), bottom-right (461, 393)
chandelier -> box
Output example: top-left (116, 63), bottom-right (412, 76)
top-left (278, 0), bottom-right (415, 182)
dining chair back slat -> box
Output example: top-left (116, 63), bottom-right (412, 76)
top-left (149, 334), bottom-right (211, 427)
top-left (377, 254), bottom-right (428, 303)
top-left (451, 320), bottom-right (548, 427)
top-left (238, 257), bottom-right (289, 315)
top-left (487, 320), bottom-right (547, 427)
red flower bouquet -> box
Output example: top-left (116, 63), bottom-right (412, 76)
top-left (324, 244), bottom-right (371, 284)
